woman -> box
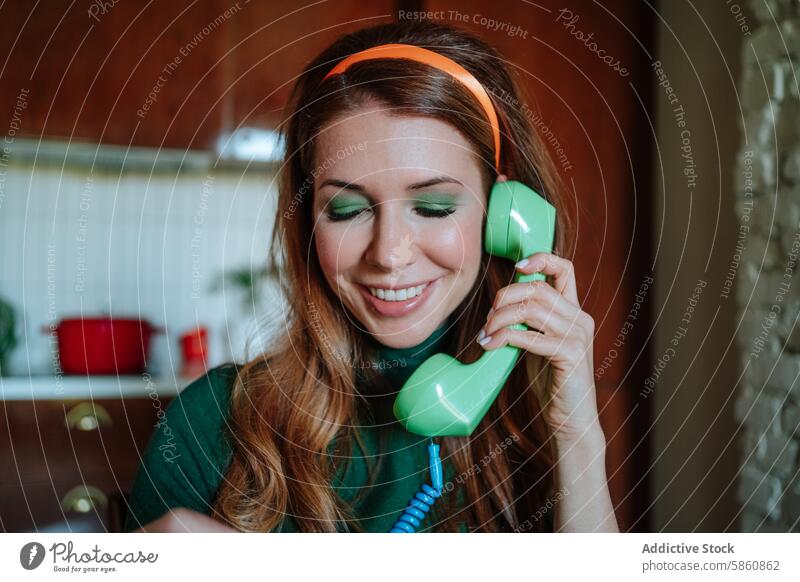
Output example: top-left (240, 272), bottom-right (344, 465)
top-left (124, 20), bottom-right (617, 533)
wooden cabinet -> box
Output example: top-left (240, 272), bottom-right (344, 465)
top-left (0, 397), bottom-right (172, 532)
top-left (0, 0), bottom-right (396, 149)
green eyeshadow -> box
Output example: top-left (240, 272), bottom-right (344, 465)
top-left (325, 191), bottom-right (459, 221)
top-left (328, 194), bottom-right (370, 214)
top-left (414, 192), bottom-right (458, 209)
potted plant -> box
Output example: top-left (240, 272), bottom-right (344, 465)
top-left (0, 294), bottom-right (17, 376)
top-left (209, 259), bottom-right (281, 362)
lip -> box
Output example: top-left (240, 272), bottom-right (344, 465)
top-left (357, 278), bottom-right (439, 318)
top-left (361, 279), bottom-right (432, 290)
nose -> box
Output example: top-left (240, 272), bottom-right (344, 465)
top-left (364, 202), bottom-right (416, 274)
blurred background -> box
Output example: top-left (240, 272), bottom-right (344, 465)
top-left (1, 0), bottom-right (798, 533)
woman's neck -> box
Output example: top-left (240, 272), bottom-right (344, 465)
top-left (357, 317), bottom-right (453, 423)
top-left (371, 318), bottom-right (451, 389)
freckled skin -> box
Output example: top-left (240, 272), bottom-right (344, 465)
top-left (311, 103), bottom-right (488, 348)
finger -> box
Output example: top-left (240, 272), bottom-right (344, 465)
top-left (482, 300), bottom-right (571, 339)
top-left (515, 252), bottom-right (579, 305)
top-left (491, 280), bottom-right (576, 321)
top-left (478, 327), bottom-right (564, 356)
top-left (482, 280), bottom-right (594, 344)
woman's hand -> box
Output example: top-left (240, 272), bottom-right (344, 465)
top-left (132, 507), bottom-right (238, 533)
top-left (477, 249), bottom-right (602, 446)
top-left (478, 249), bottom-right (618, 532)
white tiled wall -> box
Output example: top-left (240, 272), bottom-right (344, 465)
top-left (0, 159), bottom-right (284, 377)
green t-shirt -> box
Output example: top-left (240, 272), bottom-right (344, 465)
top-left (124, 323), bottom-right (467, 533)
top-left (124, 321), bottom-right (555, 533)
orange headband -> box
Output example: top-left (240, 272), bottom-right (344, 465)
top-left (323, 43), bottom-right (501, 171)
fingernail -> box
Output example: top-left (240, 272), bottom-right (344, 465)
top-left (477, 335), bottom-right (492, 347)
top-left (477, 329), bottom-right (486, 341)
top-left (515, 258), bottom-right (529, 269)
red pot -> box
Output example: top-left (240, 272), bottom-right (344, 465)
top-left (45, 317), bottom-right (163, 375)
top-left (179, 326), bottom-right (208, 377)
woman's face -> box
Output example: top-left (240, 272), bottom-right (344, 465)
top-left (311, 102), bottom-right (488, 348)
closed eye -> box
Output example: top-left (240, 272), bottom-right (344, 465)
top-left (326, 207), bottom-right (370, 222)
top-left (414, 206), bottom-right (456, 218)
top-left (325, 205), bottom-right (456, 222)
top-left (327, 202), bottom-right (456, 222)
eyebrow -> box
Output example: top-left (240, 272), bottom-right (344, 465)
top-left (317, 176), bottom-right (463, 193)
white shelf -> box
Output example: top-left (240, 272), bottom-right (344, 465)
top-left (0, 372), bottom-right (200, 401)
top-left (5, 137), bottom-right (279, 173)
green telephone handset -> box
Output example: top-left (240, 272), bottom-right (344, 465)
top-left (392, 180), bottom-right (556, 437)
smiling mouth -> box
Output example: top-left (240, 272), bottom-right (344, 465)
top-left (365, 282), bottom-right (429, 302)
top-left (356, 278), bottom-right (440, 318)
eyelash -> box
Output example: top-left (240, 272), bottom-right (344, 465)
top-left (326, 206), bottom-right (456, 222)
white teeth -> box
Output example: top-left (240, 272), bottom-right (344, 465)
top-left (367, 282), bottom-right (428, 302)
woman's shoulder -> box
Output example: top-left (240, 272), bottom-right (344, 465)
top-left (123, 363), bottom-right (242, 531)
top-left (156, 361), bottom-right (243, 466)
top-left (168, 362), bottom-right (241, 422)
top-left (151, 363), bottom-right (241, 449)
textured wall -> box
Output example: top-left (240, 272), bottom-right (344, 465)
top-left (735, 0), bottom-right (800, 532)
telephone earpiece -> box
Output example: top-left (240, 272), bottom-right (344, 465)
top-left (393, 180), bottom-right (556, 437)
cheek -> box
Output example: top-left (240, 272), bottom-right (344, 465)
top-left (314, 224), bottom-right (364, 278)
top-left (424, 216), bottom-right (484, 272)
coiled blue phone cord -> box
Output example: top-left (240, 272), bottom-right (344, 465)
top-left (389, 439), bottom-right (444, 533)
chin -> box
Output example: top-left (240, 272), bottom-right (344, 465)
top-left (365, 317), bottom-right (442, 349)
